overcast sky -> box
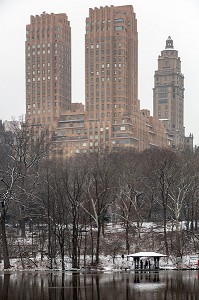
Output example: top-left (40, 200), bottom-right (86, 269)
top-left (0, 0), bottom-right (198, 145)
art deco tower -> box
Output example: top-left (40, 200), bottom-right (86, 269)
top-left (153, 36), bottom-right (185, 149)
top-left (25, 13), bottom-right (71, 128)
top-left (85, 5), bottom-right (138, 123)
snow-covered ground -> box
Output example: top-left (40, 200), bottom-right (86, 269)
top-left (0, 253), bottom-right (198, 272)
top-left (1, 221), bottom-right (199, 272)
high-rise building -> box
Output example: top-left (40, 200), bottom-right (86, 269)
top-left (82, 5), bottom-right (168, 152)
top-left (153, 36), bottom-right (186, 149)
top-left (85, 5), bottom-right (138, 122)
top-left (25, 7), bottom-right (171, 157)
top-left (25, 13), bottom-right (71, 129)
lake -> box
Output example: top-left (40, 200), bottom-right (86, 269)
top-left (0, 270), bottom-right (198, 299)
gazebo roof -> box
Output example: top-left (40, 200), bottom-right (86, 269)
top-left (127, 251), bottom-right (167, 258)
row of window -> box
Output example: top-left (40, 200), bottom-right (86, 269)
top-left (87, 35), bottom-right (127, 43)
top-left (88, 112), bottom-right (124, 119)
top-left (27, 43), bottom-right (51, 50)
top-left (27, 94), bottom-right (65, 103)
top-left (86, 18), bottom-right (125, 26)
top-left (27, 62), bottom-right (50, 69)
top-left (27, 76), bottom-right (52, 82)
top-left (27, 49), bottom-right (51, 56)
top-left (89, 77), bottom-right (125, 83)
top-left (86, 26), bottom-right (126, 34)
top-left (27, 109), bottom-right (51, 115)
top-left (27, 33), bottom-right (64, 41)
top-left (27, 69), bottom-right (51, 76)
top-left (90, 63), bottom-right (123, 70)
top-left (86, 56), bottom-right (127, 64)
top-left (28, 102), bottom-right (53, 109)
top-left (27, 25), bottom-right (63, 34)
top-left (88, 49), bottom-right (127, 56)
top-left (88, 43), bottom-right (126, 50)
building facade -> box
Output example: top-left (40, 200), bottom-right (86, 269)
top-left (153, 36), bottom-right (192, 149)
top-left (25, 13), bottom-right (71, 129)
top-left (25, 7), bottom-right (178, 157)
top-left (85, 5), bottom-right (138, 122)
top-left (53, 5), bottom-right (169, 156)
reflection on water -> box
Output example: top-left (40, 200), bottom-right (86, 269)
top-left (0, 270), bottom-right (199, 300)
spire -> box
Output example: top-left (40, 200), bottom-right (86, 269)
top-left (165, 36), bottom-right (174, 49)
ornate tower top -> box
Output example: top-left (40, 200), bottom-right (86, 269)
top-left (165, 36), bottom-right (174, 49)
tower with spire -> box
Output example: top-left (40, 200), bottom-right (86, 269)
top-left (153, 36), bottom-right (187, 149)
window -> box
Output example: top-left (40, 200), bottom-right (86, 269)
top-left (115, 26), bottom-right (124, 31)
top-left (159, 99), bottom-right (167, 104)
top-left (114, 18), bottom-right (124, 23)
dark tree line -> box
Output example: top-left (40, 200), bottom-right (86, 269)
top-left (1, 123), bottom-right (199, 269)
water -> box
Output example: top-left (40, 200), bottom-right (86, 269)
top-left (0, 270), bottom-right (199, 299)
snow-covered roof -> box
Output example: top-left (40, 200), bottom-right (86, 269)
top-left (127, 251), bottom-right (167, 257)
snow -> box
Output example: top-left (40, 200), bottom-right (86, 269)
top-left (127, 252), bottom-right (167, 257)
top-left (1, 221), bottom-right (199, 272)
top-left (1, 253), bottom-right (198, 272)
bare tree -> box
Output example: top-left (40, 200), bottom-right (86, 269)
top-left (0, 120), bottom-right (50, 269)
top-left (82, 150), bottom-right (117, 265)
top-left (117, 151), bottom-right (148, 253)
top-left (143, 148), bottom-right (179, 256)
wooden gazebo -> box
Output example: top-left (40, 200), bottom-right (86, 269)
top-left (127, 251), bottom-right (167, 270)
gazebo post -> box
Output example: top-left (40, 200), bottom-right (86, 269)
top-left (154, 257), bottom-right (156, 269)
top-left (154, 257), bottom-right (160, 269)
top-left (157, 257), bottom-right (160, 269)
top-left (134, 257), bottom-right (140, 269)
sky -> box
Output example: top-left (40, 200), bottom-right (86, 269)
top-left (0, 0), bottom-right (198, 145)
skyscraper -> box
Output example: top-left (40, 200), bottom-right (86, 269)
top-left (25, 13), bottom-right (71, 129)
top-left (85, 5), bottom-right (138, 123)
top-left (153, 36), bottom-right (185, 149)
top-left (25, 7), bottom-right (170, 157)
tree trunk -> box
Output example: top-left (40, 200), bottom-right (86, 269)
top-left (163, 205), bottom-right (169, 256)
top-left (125, 221), bottom-right (130, 254)
top-left (95, 223), bottom-right (101, 265)
top-left (0, 208), bottom-right (10, 269)
top-left (60, 239), bottom-right (65, 271)
top-left (20, 220), bottom-right (26, 238)
top-left (72, 222), bottom-right (79, 269)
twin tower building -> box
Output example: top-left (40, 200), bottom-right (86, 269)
top-left (25, 5), bottom-right (193, 157)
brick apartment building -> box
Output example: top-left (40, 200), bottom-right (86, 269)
top-left (25, 6), bottom-right (192, 157)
